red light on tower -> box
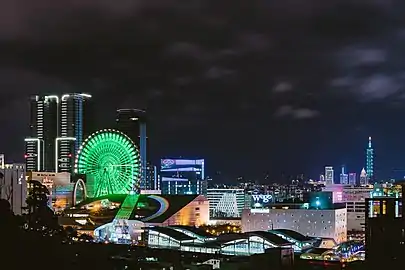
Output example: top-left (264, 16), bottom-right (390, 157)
top-left (68, 154), bottom-right (72, 158)
top-left (24, 154), bottom-right (28, 159)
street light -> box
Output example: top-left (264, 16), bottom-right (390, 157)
top-left (24, 138), bottom-right (44, 171)
top-left (55, 137), bottom-right (76, 173)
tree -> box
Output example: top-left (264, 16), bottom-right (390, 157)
top-left (0, 199), bottom-right (21, 241)
top-left (79, 233), bottom-right (93, 242)
top-left (26, 180), bottom-right (49, 213)
top-left (25, 180), bottom-right (60, 232)
top-left (0, 199), bottom-right (13, 222)
top-left (65, 226), bottom-right (78, 238)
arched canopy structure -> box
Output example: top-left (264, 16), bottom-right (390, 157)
top-left (143, 226), bottom-right (293, 256)
top-left (73, 179), bottom-right (87, 205)
top-left (270, 229), bottom-right (316, 252)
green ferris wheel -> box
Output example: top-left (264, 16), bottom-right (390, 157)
top-left (74, 129), bottom-right (140, 198)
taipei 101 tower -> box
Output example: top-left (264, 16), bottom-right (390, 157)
top-left (366, 136), bottom-right (374, 183)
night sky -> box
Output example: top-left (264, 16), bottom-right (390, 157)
top-left (2, 0), bottom-right (405, 182)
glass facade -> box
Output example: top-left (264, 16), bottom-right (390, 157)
top-left (207, 188), bottom-right (246, 218)
top-left (145, 226), bottom-right (293, 256)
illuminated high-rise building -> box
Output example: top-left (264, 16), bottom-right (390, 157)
top-left (325, 166), bottom-right (334, 186)
top-left (160, 158), bottom-right (206, 195)
top-left (56, 93), bottom-right (93, 173)
top-left (25, 95), bottom-right (58, 172)
top-left (116, 109), bottom-right (148, 189)
top-left (25, 93), bottom-right (92, 173)
top-left (360, 168), bottom-right (368, 186)
top-left (145, 162), bottom-right (158, 190)
top-left (348, 173), bottom-right (357, 186)
top-left (340, 166), bottom-right (348, 185)
top-left (366, 136), bottom-right (374, 182)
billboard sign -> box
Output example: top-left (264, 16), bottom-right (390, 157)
top-left (161, 177), bottom-right (188, 182)
top-left (161, 158), bottom-right (204, 170)
top-left (161, 159), bottom-right (175, 168)
top-left (251, 194), bottom-right (274, 208)
top-left (252, 194), bottom-right (273, 204)
top-left (29, 172), bottom-right (71, 188)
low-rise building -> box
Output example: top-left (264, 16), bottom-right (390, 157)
top-left (143, 225), bottom-right (294, 256)
top-left (323, 185), bottom-right (372, 232)
top-left (241, 203), bottom-right (347, 244)
top-left (60, 194), bottom-right (210, 244)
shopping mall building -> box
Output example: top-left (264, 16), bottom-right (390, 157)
top-left (59, 193), bottom-right (209, 243)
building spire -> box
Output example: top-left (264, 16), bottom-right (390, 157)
top-left (368, 136), bottom-right (372, 148)
top-left (360, 168), bottom-right (366, 177)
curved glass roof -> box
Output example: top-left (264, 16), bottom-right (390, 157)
top-left (270, 229), bottom-right (311, 242)
top-left (147, 226), bottom-right (194, 241)
top-left (249, 231), bottom-right (292, 246)
top-left (169, 225), bottom-right (215, 238)
top-left (145, 227), bottom-right (293, 247)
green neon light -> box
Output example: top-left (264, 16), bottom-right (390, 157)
top-left (75, 129), bottom-right (140, 197)
top-left (115, 194), bottom-right (139, 220)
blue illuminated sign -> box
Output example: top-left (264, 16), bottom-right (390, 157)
top-left (160, 159), bottom-right (204, 170)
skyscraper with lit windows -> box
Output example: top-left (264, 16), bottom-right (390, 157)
top-left (25, 93), bottom-right (92, 173)
top-left (325, 166), bottom-right (334, 186)
top-left (25, 95), bottom-right (58, 172)
top-left (115, 109), bottom-right (148, 189)
top-left (340, 166), bottom-right (348, 185)
top-left (360, 168), bottom-right (368, 186)
top-left (348, 173), bottom-right (357, 186)
top-left (56, 93), bottom-right (93, 173)
top-left (366, 137), bottom-right (374, 182)
top-left (160, 158), bottom-right (206, 195)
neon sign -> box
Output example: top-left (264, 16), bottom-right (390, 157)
top-left (252, 194), bottom-right (273, 204)
top-left (142, 195), bottom-right (170, 222)
top-left (162, 159), bottom-right (175, 166)
top-left (42, 177), bottom-right (54, 189)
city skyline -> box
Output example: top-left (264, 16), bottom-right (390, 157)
top-left (2, 1), bottom-right (405, 267)
top-left (2, 1), bottom-right (405, 181)
top-left (2, 94), bottom-right (405, 183)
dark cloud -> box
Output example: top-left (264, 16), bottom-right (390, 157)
top-left (274, 106), bottom-right (320, 119)
top-left (273, 82), bottom-right (293, 93)
top-left (1, 0), bottom-right (405, 178)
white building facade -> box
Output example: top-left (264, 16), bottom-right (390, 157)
top-left (206, 188), bottom-right (246, 218)
top-left (241, 207), bottom-right (347, 244)
top-left (0, 164), bottom-right (27, 215)
top-left (322, 185), bottom-right (372, 232)
top-left (325, 166), bottom-right (334, 186)
top-left (359, 168), bottom-right (367, 186)
top-left (343, 186), bottom-right (371, 232)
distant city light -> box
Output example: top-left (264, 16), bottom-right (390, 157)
top-left (315, 197), bottom-right (321, 207)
